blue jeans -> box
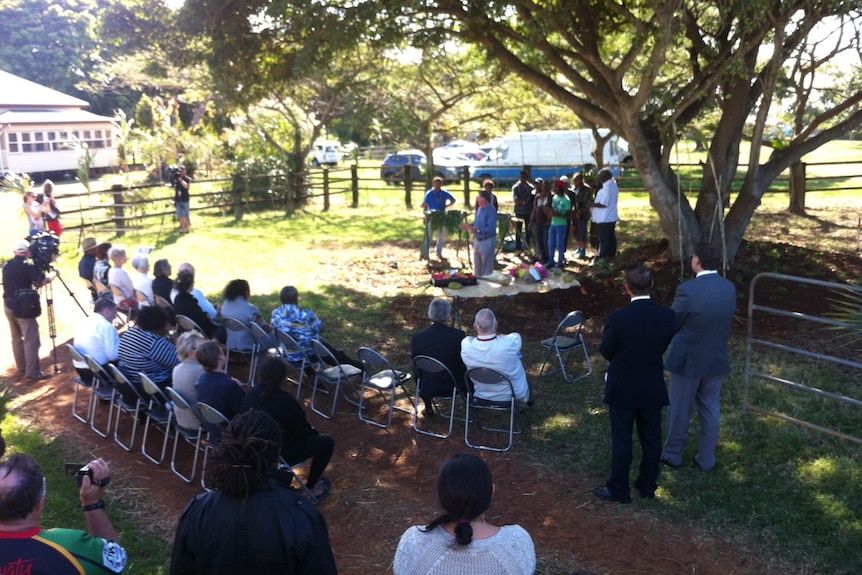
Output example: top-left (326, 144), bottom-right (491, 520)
top-left (547, 224), bottom-right (567, 266)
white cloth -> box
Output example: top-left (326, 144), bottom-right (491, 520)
top-left (591, 177), bottom-right (619, 223)
top-left (393, 524), bottom-right (535, 575)
top-left (108, 267), bottom-right (135, 304)
top-left (132, 271), bottom-right (154, 304)
top-left (73, 313), bottom-right (119, 367)
top-left (460, 333), bottom-right (529, 402)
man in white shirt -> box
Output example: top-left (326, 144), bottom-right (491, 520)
top-left (170, 262), bottom-right (217, 319)
top-left (591, 167), bottom-right (620, 261)
top-left (72, 298), bottom-right (120, 383)
top-left (460, 308), bottom-right (532, 409)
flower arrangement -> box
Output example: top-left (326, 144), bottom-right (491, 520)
top-left (508, 262), bottom-right (549, 280)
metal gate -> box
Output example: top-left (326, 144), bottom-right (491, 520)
top-left (745, 273), bottom-right (862, 443)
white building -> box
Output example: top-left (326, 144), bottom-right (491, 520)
top-left (0, 70), bottom-right (117, 177)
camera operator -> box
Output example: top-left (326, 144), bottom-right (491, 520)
top-left (0, 455), bottom-right (127, 574)
top-left (2, 239), bottom-right (55, 381)
top-left (173, 165), bottom-right (191, 234)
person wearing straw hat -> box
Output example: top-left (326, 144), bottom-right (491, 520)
top-left (78, 237), bottom-right (98, 282)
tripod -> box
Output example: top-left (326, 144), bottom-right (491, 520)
top-left (44, 269), bottom-right (89, 375)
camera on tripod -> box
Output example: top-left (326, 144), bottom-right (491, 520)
top-left (28, 231), bottom-right (60, 273)
top-left (167, 165), bottom-right (182, 186)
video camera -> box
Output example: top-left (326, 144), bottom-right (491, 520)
top-left (167, 165), bottom-right (183, 186)
top-left (28, 231), bottom-right (60, 273)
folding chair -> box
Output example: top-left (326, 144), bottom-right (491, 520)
top-left (412, 355), bottom-right (460, 439)
top-left (357, 346), bottom-right (413, 428)
top-left (176, 314), bottom-right (205, 335)
top-left (154, 294), bottom-right (174, 313)
top-left (250, 322), bottom-right (282, 368)
top-left (83, 278), bottom-right (98, 303)
top-left (197, 402), bottom-right (231, 490)
top-left (164, 387), bottom-right (205, 483)
top-left (106, 364), bottom-right (144, 452)
top-left (464, 367), bottom-right (519, 452)
top-left (139, 373), bottom-right (174, 465)
top-left (108, 284), bottom-right (133, 327)
top-left (538, 310), bottom-right (593, 383)
top-left (91, 278), bottom-right (111, 299)
top-left (135, 289), bottom-right (153, 306)
top-left (85, 356), bottom-right (117, 438)
top-left (277, 456), bottom-right (317, 503)
top-left (309, 339), bottom-right (363, 420)
top-left (66, 344), bottom-right (94, 423)
top-left (222, 317), bottom-right (259, 385)
top-left (275, 329), bottom-right (316, 397)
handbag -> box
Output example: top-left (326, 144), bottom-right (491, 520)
top-left (12, 288), bottom-right (41, 319)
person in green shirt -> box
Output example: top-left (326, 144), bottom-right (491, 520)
top-left (548, 179), bottom-right (572, 268)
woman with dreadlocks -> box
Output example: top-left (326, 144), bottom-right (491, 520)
top-left (170, 410), bottom-right (338, 575)
top-left (393, 453), bottom-right (535, 575)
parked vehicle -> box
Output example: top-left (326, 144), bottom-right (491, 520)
top-left (312, 140), bottom-right (341, 167)
top-left (470, 129), bottom-right (629, 184)
top-left (432, 148), bottom-right (478, 181)
top-left (380, 149), bottom-right (427, 184)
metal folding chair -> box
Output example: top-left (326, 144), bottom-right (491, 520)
top-left (66, 344), bottom-right (94, 423)
top-left (309, 339), bottom-right (363, 420)
top-left (135, 289), bottom-right (153, 306)
top-left (164, 387), bottom-right (205, 484)
top-left (275, 329), bottom-right (320, 398)
top-left (106, 364), bottom-right (144, 452)
top-left (176, 314), bottom-right (205, 335)
top-left (538, 310), bottom-right (592, 382)
top-left (250, 323), bottom-right (282, 373)
top-left (412, 355), bottom-right (460, 439)
top-left (139, 373), bottom-right (174, 465)
top-left (154, 294), bottom-right (174, 313)
top-left (357, 346), bottom-right (413, 428)
top-left (197, 402), bottom-right (231, 490)
top-left (85, 356), bottom-right (117, 438)
top-left (222, 317), bottom-right (259, 385)
top-left (464, 367), bottom-right (519, 452)
top-left (277, 456), bottom-right (317, 503)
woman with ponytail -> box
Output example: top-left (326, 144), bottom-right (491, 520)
top-left (393, 453), bottom-right (535, 575)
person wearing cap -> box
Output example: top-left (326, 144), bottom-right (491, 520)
top-left (78, 237), bottom-right (99, 283)
top-left (2, 240), bottom-right (55, 381)
top-left (548, 180), bottom-right (572, 269)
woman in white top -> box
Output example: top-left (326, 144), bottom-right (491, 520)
top-left (107, 246), bottom-right (137, 311)
top-left (393, 453), bottom-right (536, 575)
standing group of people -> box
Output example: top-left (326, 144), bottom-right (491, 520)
top-left (23, 180), bottom-right (63, 238)
top-left (422, 167), bottom-right (621, 277)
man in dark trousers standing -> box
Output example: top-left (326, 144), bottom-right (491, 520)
top-left (661, 241), bottom-right (736, 472)
top-left (411, 298), bottom-right (466, 417)
top-left (594, 265), bottom-right (676, 503)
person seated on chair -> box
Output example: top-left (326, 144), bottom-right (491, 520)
top-left (151, 259), bottom-right (173, 303)
top-left (411, 298), bottom-right (466, 417)
top-left (242, 358), bottom-right (334, 502)
top-left (195, 340), bottom-right (245, 442)
top-left (78, 237), bottom-right (99, 298)
top-left (270, 285), bottom-right (361, 369)
top-left (117, 306), bottom-right (177, 392)
top-left (460, 308), bottom-right (533, 410)
top-left (130, 254), bottom-right (153, 305)
top-left (92, 242), bottom-right (112, 298)
top-left (107, 247), bottom-right (138, 314)
top-left (393, 453), bottom-right (535, 575)
top-left (171, 331), bottom-right (207, 430)
top-left (72, 298), bottom-right (120, 384)
top-left (221, 279), bottom-right (271, 354)
top-left (173, 270), bottom-right (221, 341)
top-left (170, 410), bottom-right (338, 574)
top-left (170, 263), bottom-right (217, 319)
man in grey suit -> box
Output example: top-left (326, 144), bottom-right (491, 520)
top-left (661, 241), bottom-right (737, 472)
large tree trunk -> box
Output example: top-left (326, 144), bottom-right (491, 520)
top-left (788, 161), bottom-right (806, 215)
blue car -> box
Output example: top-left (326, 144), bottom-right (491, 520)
top-left (380, 150), bottom-right (427, 184)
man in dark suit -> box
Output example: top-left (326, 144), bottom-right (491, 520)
top-left (594, 265), bottom-right (676, 503)
top-left (662, 242), bottom-right (737, 472)
top-left (411, 298), bottom-right (466, 417)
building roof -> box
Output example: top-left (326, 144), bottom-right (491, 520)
top-left (0, 69), bottom-right (89, 110)
top-left (0, 110), bottom-right (115, 126)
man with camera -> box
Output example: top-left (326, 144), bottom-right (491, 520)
top-left (173, 165), bottom-right (191, 234)
top-left (3, 239), bottom-right (55, 381)
top-left (0, 455), bottom-right (127, 574)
